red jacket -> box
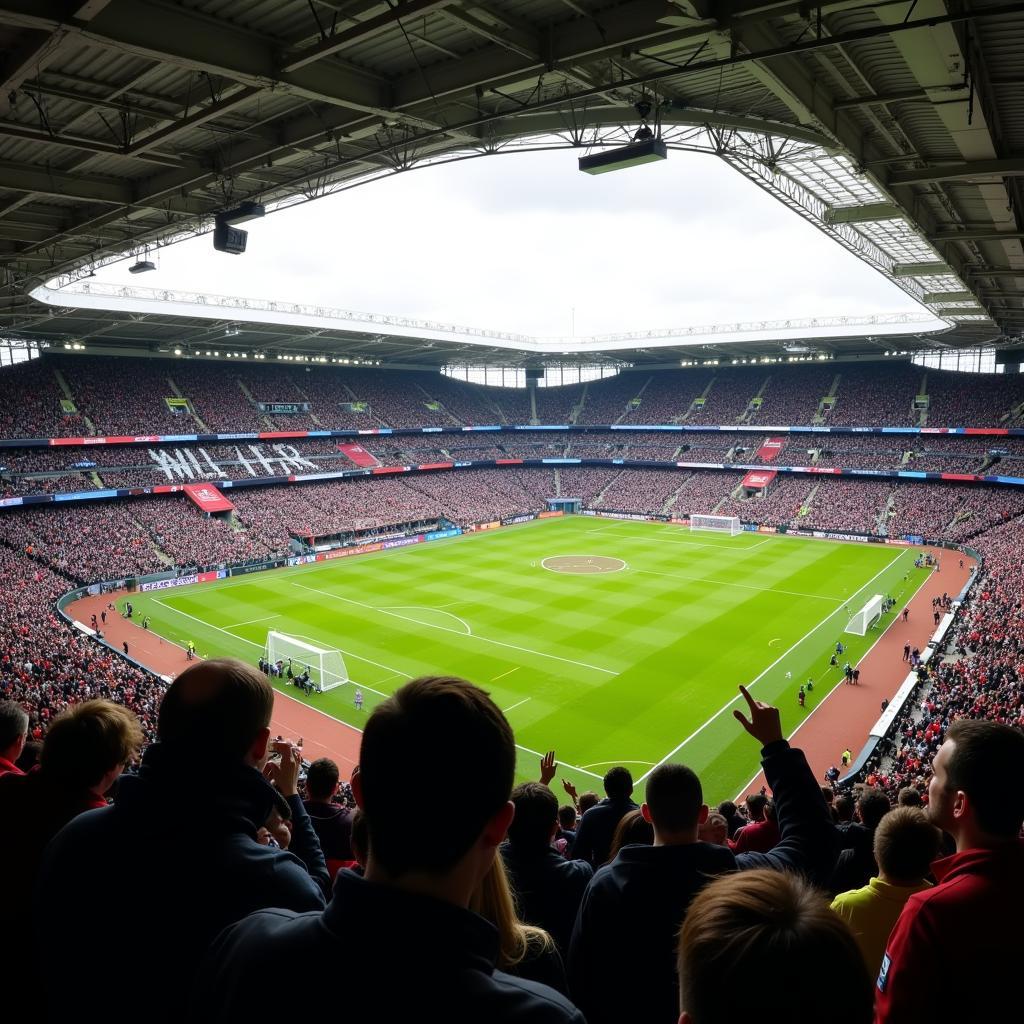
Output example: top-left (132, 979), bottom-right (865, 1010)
top-left (875, 842), bottom-right (1024, 1023)
top-left (0, 756), bottom-right (24, 778)
top-left (728, 817), bottom-right (780, 854)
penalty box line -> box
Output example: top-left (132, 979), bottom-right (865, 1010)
top-left (152, 598), bottom-right (395, 699)
top-left (154, 598), bottom-right (605, 781)
top-left (633, 547), bottom-right (909, 787)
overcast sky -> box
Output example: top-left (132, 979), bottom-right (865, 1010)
top-left (97, 147), bottom-right (918, 338)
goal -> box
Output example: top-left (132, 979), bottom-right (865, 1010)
top-left (265, 630), bottom-right (349, 692)
top-left (844, 595), bottom-right (885, 637)
top-left (690, 514), bottom-right (743, 536)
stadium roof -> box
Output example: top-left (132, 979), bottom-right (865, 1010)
top-left (0, 0), bottom-right (1022, 352)
top-left (14, 280), bottom-right (966, 366)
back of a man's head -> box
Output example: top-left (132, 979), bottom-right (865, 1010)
top-left (157, 659), bottom-right (274, 761)
top-left (359, 676), bottom-right (515, 876)
top-left (643, 763), bottom-right (703, 836)
top-left (856, 789), bottom-right (891, 831)
top-left (940, 719), bottom-right (1024, 838)
top-left (508, 782), bottom-right (558, 850)
top-left (834, 794), bottom-right (855, 822)
top-left (897, 786), bottom-right (923, 808)
top-left (558, 804), bottom-right (577, 830)
top-left (305, 758), bottom-right (340, 801)
top-left (42, 700), bottom-right (144, 791)
top-left (873, 807), bottom-right (941, 885)
top-left (0, 700), bottom-right (28, 754)
top-left (678, 870), bottom-right (873, 1024)
top-left (603, 765), bottom-right (633, 801)
top-left (745, 792), bottom-right (768, 821)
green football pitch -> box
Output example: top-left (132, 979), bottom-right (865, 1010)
top-left (128, 516), bottom-right (926, 801)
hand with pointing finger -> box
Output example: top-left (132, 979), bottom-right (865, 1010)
top-left (733, 685), bottom-right (784, 747)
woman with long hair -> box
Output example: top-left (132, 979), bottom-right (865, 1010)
top-left (471, 854), bottom-right (567, 994)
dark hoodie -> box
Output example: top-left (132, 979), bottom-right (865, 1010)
top-left (302, 798), bottom-right (353, 861)
top-left (35, 743), bottom-right (328, 1023)
top-left (194, 870), bottom-right (585, 1024)
top-left (568, 741), bottom-right (838, 1024)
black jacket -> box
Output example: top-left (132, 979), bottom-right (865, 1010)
top-left (831, 821), bottom-right (878, 895)
top-left (502, 843), bottom-right (594, 956)
top-left (568, 741), bottom-right (837, 1024)
top-left (570, 796), bottom-right (638, 867)
top-left (303, 798), bottom-right (354, 861)
top-left (193, 870), bottom-right (586, 1024)
top-left (36, 743), bottom-right (329, 1023)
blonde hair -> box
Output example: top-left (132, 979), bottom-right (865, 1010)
top-left (471, 855), bottom-right (554, 969)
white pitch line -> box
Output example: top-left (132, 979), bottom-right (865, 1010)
top-left (634, 567), bottom-right (841, 603)
top-left (502, 697), bottom-right (531, 713)
top-left (634, 548), bottom-right (909, 786)
top-left (291, 581), bottom-right (618, 677)
top-left (492, 667), bottom-right (519, 682)
top-left (514, 740), bottom-right (604, 781)
top-left (579, 759), bottom-right (658, 770)
top-left (222, 614), bottom-right (280, 629)
top-left (152, 598), bottom-right (403, 697)
top-left (381, 605), bottom-right (473, 635)
top-left (731, 571), bottom-right (923, 800)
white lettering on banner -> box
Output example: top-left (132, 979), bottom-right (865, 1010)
top-left (247, 445), bottom-right (276, 476)
top-left (147, 443), bottom-right (321, 481)
top-left (271, 443), bottom-right (318, 473)
top-left (148, 447), bottom-right (197, 481)
top-left (234, 446), bottom-right (257, 477)
top-left (198, 448), bottom-right (225, 477)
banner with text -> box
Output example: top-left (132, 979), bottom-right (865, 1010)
top-left (184, 483), bottom-right (235, 513)
top-left (742, 470), bottom-right (777, 489)
top-left (757, 437), bottom-right (785, 461)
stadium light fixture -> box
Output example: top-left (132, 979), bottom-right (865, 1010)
top-left (129, 258), bottom-right (156, 274)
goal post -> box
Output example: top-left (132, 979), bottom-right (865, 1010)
top-left (265, 630), bottom-right (349, 692)
top-left (844, 595), bottom-right (885, 636)
top-left (690, 514), bottom-right (743, 536)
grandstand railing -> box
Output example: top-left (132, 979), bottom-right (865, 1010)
top-left (3, 422), bottom-right (1024, 450)
top-left (4, 455), bottom-right (1024, 511)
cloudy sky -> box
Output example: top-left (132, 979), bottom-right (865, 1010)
top-left (98, 147), bottom-right (918, 338)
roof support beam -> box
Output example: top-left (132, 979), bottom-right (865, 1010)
top-left (891, 262), bottom-right (951, 277)
top-left (930, 229), bottom-right (1024, 243)
top-left (0, 0), bottom-right (402, 121)
top-left (922, 291), bottom-right (975, 303)
top-left (825, 203), bottom-right (903, 225)
top-left (832, 85), bottom-right (969, 110)
top-left (964, 269), bottom-right (1024, 280)
top-left (888, 158), bottom-right (1024, 187)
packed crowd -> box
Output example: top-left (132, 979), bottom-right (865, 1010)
top-left (0, 458), bottom-right (1022, 1024)
top-left (0, 650), bottom-right (1017, 1024)
top-left (8, 355), bottom-right (1024, 444)
top-left (798, 479), bottom-right (892, 534)
top-left (716, 474), bottom-right (813, 526)
top-left (594, 469), bottom-right (689, 516)
top-left (825, 363), bottom-right (923, 427)
top-left (751, 365), bottom-right (836, 425)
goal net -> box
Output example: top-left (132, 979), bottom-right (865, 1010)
top-left (265, 631), bottom-right (349, 692)
top-left (844, 595), bottom-right (885, 636)
top-left (690, 514), bottom-right (743, 536)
